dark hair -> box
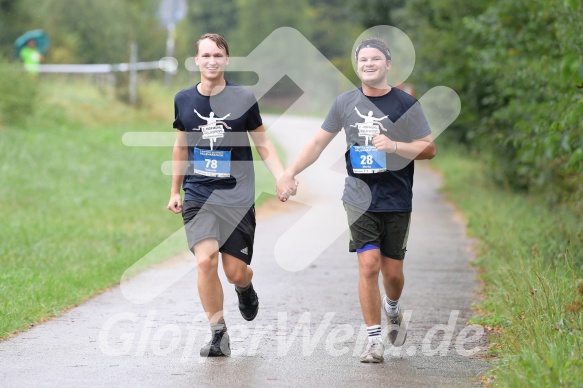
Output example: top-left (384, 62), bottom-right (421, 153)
top-left (355, 38), bottom-right (391, 61)
top-left (195, 33), bottom-right (229, 56)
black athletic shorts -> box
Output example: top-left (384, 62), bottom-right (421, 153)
top-left (182, 200), bottom-right (256, 264)
top-left (343, 202), bottom-right (411, 260)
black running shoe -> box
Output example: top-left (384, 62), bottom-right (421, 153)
top-left (200, 329), bottom-right (231, 357)
top-left (236, 283), bottom-right (259, 321)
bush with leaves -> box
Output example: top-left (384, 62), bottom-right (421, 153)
top-left (465, 0), bottom-right (583, 205)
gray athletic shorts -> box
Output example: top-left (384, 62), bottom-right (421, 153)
top-left (343, 202), bottom-right (411, 260)
top-left (182, 200), bottom-right (255, 264)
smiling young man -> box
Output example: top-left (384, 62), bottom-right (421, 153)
top-left (276, 38), bottom-right (435, 363)
top-left (168, 33), bottom-right (290, 357)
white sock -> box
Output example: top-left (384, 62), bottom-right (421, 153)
top-left (384, 296), bottom-right (399, 314)
top-left (366, 324), bottom-right (382, 343)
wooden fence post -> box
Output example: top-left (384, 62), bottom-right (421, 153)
top-left (129, 42), bottom-right (138, 105)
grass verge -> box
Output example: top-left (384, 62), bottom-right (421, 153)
top-left (430, 140), bottom-right (582, 386)
top-left (0, 77), bottom-right (282, 340)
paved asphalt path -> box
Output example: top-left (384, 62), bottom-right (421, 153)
top-left (0, 115), bottom-right (490, 387)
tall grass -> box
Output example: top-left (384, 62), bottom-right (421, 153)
top-left (0, 63), bottom-right (39, 125)
top-left (430, 139), bottom-right (583, 386)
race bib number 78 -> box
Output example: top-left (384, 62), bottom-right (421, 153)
top-left (193, 148), bottom-right (231, 177)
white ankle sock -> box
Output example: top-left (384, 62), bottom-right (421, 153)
top-left (384, 296), bottom-right (399, 313)
top-left (367, 324), bottom-right (382, 343)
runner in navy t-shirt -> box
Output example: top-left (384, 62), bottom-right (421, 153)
top-left (167, 33), bottom-right (293, 357)
top-left (277, 38), bottom-right (436, 363)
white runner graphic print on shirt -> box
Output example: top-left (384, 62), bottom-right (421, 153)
top-left (193, 109), bottom-right (233, 177)
top-left (349, 106), bottom-right (389, 174)
top-left (350, 106), bottom-right (388, 146)
top-left (194, 109), bottom-right (232, 150)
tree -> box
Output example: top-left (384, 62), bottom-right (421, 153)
top-left (465, 0), bottom-right (583, 203)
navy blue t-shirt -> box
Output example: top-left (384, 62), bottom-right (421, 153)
top-left (322, 87), bottom-right (431, 212)
top-left (172, 82), bottom-right (262, 207)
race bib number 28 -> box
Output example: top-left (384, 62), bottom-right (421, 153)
top-left (193, 148), bottom-right (231, 177)
top-left (350, 145), bottom-right (387, 174)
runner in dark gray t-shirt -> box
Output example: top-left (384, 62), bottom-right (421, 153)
top-left (277, 38), bottom-right (436, 363)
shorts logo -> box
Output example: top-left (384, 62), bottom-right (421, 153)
top-left (240, 247), bottom-right (249, 255)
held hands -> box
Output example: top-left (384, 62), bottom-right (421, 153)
top-left (276, 173), bottom-right (299, 202)
top-left (167, 193), bottom-right (183, 214)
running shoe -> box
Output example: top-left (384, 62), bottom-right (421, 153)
top-left (236, 283), bottom-right (259, 321)
top-left (200, 329), bottom-right (231, 357)
top-left (359, 338), bottom-right (385, 363)
top-left (383, 296), bottom-right (408, 347)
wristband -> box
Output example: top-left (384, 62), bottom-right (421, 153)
top-left (393, 141), bottom-right (398, 154)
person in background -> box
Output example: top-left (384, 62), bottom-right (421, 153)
top-left (19, 39), bottom-right (43, 78)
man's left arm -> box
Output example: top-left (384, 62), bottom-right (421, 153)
top-left (248, 125), bottom-right (286, 180)
top-left (371, 133), bottom-right (436, 160)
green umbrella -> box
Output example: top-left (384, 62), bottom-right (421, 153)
top-left (14, 29), bottom-right (51, 56)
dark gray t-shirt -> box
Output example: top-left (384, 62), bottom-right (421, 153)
top-left (173, 82), bottom-right (262, 207)
top-left (322, 87), bottom-right (431, 212)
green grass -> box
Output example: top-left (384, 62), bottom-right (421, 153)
top-left (0, 77), bottom-right (281, 339)
top-left (430, 140), bottom-right (583, 386)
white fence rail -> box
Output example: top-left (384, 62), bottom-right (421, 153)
top-left (32, 53), bottom-right (177, 104)
top-left (36, 60), bottom-right (173, 74)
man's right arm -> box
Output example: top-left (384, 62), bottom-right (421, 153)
top-left (167, 130), bottom-right (188, 214)
top-left (276, 128), bottom-right (337, 201)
